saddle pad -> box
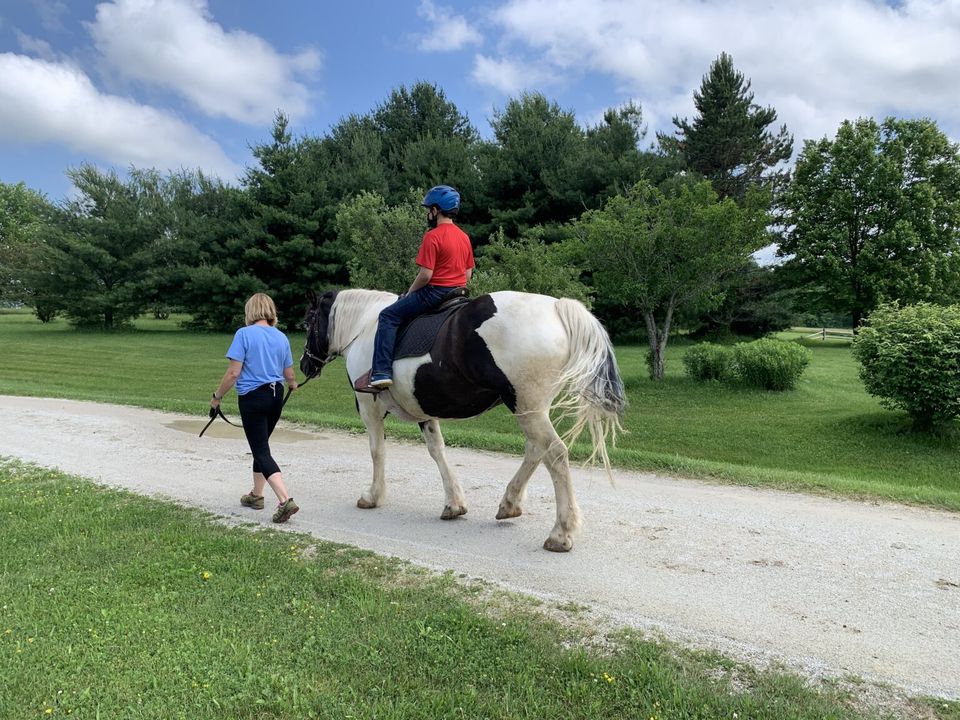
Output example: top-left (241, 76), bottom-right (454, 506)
top-left (394, 297), bottom-right (470, 359)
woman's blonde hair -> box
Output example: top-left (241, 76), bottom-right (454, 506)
top-left (244, 293), bottom-right (278, 326)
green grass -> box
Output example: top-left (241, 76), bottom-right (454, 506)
top-left (5, 458), bottom-right (952, 720)
top-left (0, 310), bottom-right (958, 510)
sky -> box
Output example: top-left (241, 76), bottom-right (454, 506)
top-left (2, 0), bottom-right (960, 205)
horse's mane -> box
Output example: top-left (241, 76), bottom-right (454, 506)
top-left (330, 288), bottom-right (396, 351)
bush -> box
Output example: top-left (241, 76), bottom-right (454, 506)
top-left (852, 302), bottom-right (960, 431)
top-left (683, 343), bottom-right (733, 381)
top-left (732, 338), bottom-right (812, 391)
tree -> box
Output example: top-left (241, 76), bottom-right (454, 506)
top-left (373, 82), bottom-right (481, 207)
top-left (581, 178), bottom-right (768, 379)
top-left (470, 227), bottom-right (591, 303)
top-left (165, 171), bottom-right (259, 331)
top-left (779, 117), bottom-right (960, 327)
top-left (0, 181), bottom-right (57, 315)
top-left (480, 93), bottom-right (586, 238)
top-left (336, 190), bottom-right (425, 294)
top-left (691, 261), bottom-right (795, 338)
top-left (659, 52), bottom-right (792, 203)
top-left (576, 102), bottom-right (652, 208)
top-left (242, 112), bottom-right (350, 328)
top-left (35, 165), bottom-right (173, 328)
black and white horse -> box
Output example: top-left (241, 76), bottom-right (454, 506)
top-left (300, 289), bottom-right (626, 551)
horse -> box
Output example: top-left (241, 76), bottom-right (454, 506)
top-left (300, 288), bottom-right (626, 552)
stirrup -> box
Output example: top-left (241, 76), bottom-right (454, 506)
top-left (353, 369), bottom-right (390, 394)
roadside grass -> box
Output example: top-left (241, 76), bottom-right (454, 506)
top-left (0, 310), bottom-right (958, 510)
top-left (4, 458), bottom-right (951, 720)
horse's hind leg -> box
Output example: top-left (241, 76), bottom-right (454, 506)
top-left (357, 397), bottom-right (387, 509)
top-left (420, 420), bottom-right (467, 519)
top-left (495, 436), bottom-right (540, 520)
top-left (512, 411), bottom-right (581, 552)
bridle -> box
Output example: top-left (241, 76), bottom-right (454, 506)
top-left (300, 303), bottom-right (338, 375)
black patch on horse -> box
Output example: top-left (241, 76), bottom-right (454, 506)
top-left (412, 294), bottom-right (518, 418)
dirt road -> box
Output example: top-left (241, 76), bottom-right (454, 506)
top-left (2, 395), bottom-right (958, 700)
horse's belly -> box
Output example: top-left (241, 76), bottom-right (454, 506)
top-left (412, 365), bottom-right (502, 419)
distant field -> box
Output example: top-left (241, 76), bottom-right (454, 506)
top-left (1, 309), bottom-right (957, 510)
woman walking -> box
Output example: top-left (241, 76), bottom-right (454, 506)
top-left (211, 292), bottom-right (299, 523)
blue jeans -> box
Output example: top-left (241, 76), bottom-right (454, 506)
top-left (371, 285), bottom-right (457, 379)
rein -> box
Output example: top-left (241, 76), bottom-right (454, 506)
top-left (198, 373), bottom-right (315, 438)
top-left (198, 404), bottom-right (241, 438)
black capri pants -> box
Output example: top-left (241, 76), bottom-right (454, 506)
top-left (237, 382), bottom-right (284, 479)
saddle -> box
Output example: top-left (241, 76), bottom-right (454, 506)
top-left (353, 288), bottom-right (470, 394)
top-left (394, 288), bottom-right (470, 359)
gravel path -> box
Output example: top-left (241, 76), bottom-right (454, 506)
top-left (2, 395), bottom-right (958, 700)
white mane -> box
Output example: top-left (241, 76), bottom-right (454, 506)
top-left (329, 288), bottom-right (396, 352)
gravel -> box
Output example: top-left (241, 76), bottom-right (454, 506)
top-left (2, 394), bottom-right (958, 701)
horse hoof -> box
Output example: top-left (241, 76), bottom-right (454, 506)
top-left (543, 537), bottom-right (572, 553)
top-left (357, 497), bottom-right (377, 509)
top-left (441, 505), bottom-right (467, 520)
top-left (495, 504), bottom-right (522, 520)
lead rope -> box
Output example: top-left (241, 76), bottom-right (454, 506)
top-left (199, 373), bottom-right (313, 438)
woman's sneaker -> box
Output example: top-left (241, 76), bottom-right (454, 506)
top-left (272, 499), bottom-right (299, 523)
top-left (241, 492), bottom-right (264, 510)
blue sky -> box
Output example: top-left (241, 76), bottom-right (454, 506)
top-left (2, 0), bottom-right (959, 203)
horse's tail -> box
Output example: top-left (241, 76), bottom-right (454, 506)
top-left (552, 298), bottom-right (627, 480)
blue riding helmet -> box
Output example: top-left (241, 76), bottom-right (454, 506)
top-left (422, 185), bottom-right (461, 212)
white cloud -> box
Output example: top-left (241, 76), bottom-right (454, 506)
top-left (416, 0), bottom-right (482, 52)
top-left (0, 53), bottom-right (242, 180)
top-left (15, 30), bottom-right (58, 61)
top-left (87, 0), bottom-right (321, 125)
top-left (476, 0), bottom-right (960, 145)
top-left (471, 54), bottom-right (555, 96)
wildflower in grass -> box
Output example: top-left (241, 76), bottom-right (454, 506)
top-left (200, 571), bottom-right (212, 581)
top-left (602, 672), bottom-right (614, 683)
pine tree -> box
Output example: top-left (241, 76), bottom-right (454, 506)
top-left (659, 52), bottom-right (792, 203)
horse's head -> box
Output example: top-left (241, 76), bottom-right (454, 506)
top-left (300, 289), bottom-right (338, 378)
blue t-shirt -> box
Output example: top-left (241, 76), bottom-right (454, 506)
top-left (226, 324), bottom-right (294, 395)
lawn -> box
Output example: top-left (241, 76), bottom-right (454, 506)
top-left (0, 309), bottom-right (958, 510)
top-left (4, 459), bottom-right (953, 720)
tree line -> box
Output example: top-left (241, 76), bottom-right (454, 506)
top-left (2, 53), bottom-right (959, 379)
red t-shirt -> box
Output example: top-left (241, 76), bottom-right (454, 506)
top-left (415, 223), bottom-right (474, 287)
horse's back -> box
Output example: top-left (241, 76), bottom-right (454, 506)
top-left (407, 292), bottom-right (569, 416)
top-left (479, 291), bottom-right (567, 352)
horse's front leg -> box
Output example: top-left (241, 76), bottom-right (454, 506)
top-left (420, 420), bottom-right (467, 519)
top-left (357, 397), bottom-right (387, 509)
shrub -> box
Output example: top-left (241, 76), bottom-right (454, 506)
top-left (732, 338), bottom-right (812, 391)
top-left (683, 343), bottom-right (733, 381)
top-left (852, 302), bottom-right (960, 431)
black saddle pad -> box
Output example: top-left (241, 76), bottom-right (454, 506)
top-left (394, 295), bottom-right (470, 360)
